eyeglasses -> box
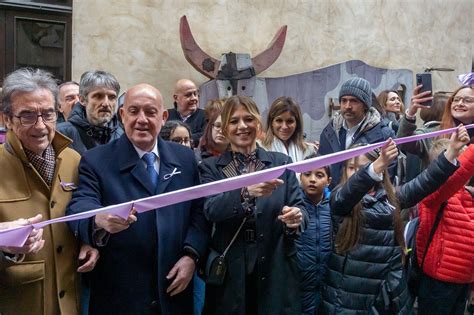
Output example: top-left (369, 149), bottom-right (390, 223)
top-left (212, 123), bottom-right (222, 130)
top-left (14, 111), bottom-right (57, 127)
top-left (170, 137), bottom-right (192, 145)
top-left (452, 97), bottom-right (474, 105)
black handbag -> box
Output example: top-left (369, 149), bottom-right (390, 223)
top-left (205, 217), bottom-right (247, 286)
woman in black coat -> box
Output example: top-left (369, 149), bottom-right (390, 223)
top-left (321, 135), bottom-right (463, 315)
top-left (199, 95), bottom-right (307, 315)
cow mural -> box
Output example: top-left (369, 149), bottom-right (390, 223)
top-left (180, 16), bottom-right (413, 141)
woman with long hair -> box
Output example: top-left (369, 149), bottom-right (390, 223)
top-left (438, 85), bottom-right (474, 136)
top-left (200, 95), bottom-right (306, 314)
top-left (321, 135), bottom-right (463, 314)
top-left (397, 91), bottom-right (449, 182)
top-left (197, 111), bottom-right (229, 160)
top-left (398, 85), bottom-right (473, 165)
top-left (377, 90), bottom-right (405, 133)
top-left (261, 96), bottom-right (316, 162)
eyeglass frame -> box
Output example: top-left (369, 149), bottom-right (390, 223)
top-left (13, 110), bottom-right (58, 127)
top-left (170, 136), bottom-right (192, 145)
top-left (452, 96), bottom-right (474, 105)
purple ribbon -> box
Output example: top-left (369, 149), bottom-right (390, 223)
top-left (1, 124), bottom-right (473, 247)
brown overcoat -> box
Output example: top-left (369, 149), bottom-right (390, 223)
top-left (0, 130), bottom-right (81, 315)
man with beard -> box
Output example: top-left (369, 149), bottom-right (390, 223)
top-left (58, 70), bottom-right (123, 155)
top-left (318, 77), bottom-right (395, 187)
top-left (167, 79), bottom-right (206, 147)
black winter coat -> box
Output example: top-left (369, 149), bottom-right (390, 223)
top-left (57, 103), bottom-right (123, 155)
top-left (199, 147), bottom-right (307, 315)
top-left (321, 152), bottom-right (458, 315)
top-left (296, 191), bottom-right (332, 314)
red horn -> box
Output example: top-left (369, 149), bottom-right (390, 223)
top-left (179, 15), bottom-right (220, 79)
top-left (251, 25), bottom-right (287, 75)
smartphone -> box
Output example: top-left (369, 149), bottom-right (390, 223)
top-left (416, 73), bottom-right (433, 107)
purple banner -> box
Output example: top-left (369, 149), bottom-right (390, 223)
top-left (1, 124), bottom-right (472, 247)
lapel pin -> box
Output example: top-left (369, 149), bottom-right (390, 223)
top-left (60, 181), bottom-right (77, 191)
top-left (163, 168), bottom-right (181, 180)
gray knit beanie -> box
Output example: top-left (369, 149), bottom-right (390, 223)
top-left (339, 77), bottom-right (372, 108)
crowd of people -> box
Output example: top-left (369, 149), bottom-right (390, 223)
top-left (0, 67), bottom-right (473, 315)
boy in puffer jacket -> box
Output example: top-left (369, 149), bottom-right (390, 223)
top-left (296, 158), bottom-right (332, 315)
top-left (417, 128), bottom-right (474, 315)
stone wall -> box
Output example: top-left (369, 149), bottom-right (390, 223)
top-left (72, 0), bottom-right (473, 107)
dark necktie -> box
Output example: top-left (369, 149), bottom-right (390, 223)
top-left (143, 152), bottom-right (158, 187)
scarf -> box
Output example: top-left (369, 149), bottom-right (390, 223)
top-left (269, 137), bottom-right (305, 162)
top-left (24, 145), bottom-right (56, 187)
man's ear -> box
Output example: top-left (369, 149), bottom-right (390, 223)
top-left (4, 114), bottom-right (13, 129)
top-left (79, 95), bottom-right (86, 106)
top-left (162, 109), bottom-right (169, 123)
top-left (119, 107), bottom-right (124, 121)
top-left (327, 177), bottom-right (332, 186)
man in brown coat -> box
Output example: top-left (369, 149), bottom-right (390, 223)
top-left (0, 68), bottom-right (98, 315)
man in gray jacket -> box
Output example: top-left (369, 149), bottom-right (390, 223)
top-left (57, 70), bottom-right (123, 155)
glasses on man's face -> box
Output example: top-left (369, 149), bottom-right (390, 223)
top-left (170, 137), bottom-right (192, 145)
top-left (453, 96), bottom-right (474, 105)
top-left (14, 111), bottom-right (57, 127)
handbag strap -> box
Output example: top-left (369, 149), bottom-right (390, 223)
top-left (420, 201), bottom-right (447, 268)
top-left (221, 217), bottom-right (248, 257)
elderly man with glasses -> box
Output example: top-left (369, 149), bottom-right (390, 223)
top-left (0, 68), bottom-right (98, 315)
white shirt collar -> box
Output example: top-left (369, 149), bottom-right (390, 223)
top-left (342, 117), bottom-right (365, 133)
top-left (342, 116), bottom-right (366, 149)
top-left (133, 140), bottom-right (159, 160)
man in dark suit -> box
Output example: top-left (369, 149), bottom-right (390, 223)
top-left (66, 83), bottom-right (209, 314)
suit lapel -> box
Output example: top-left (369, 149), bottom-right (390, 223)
top-left (156, 139), bottom-right (182, 195)
top-left (218, 151), bottom-right (236, 179)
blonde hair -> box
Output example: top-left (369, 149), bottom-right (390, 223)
top-left (204, 99), bottom-right (225, 121)
top-left (220, 95), bottom-right (262, 138)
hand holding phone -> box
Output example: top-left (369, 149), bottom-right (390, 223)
top-left (416, 73), bottom-right (433, 107)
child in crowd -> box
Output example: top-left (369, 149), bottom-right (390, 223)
top-left (160, 120), bottom-right (193, 148)
top-left (321, 127), bottom-right (466, 314)
top-left (416, 131), bottom-right (474, 315)
top-left (296, 157), bottom-right (332, 315)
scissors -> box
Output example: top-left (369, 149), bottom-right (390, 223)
top-left (163, 167), bottom-right (181, 180)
